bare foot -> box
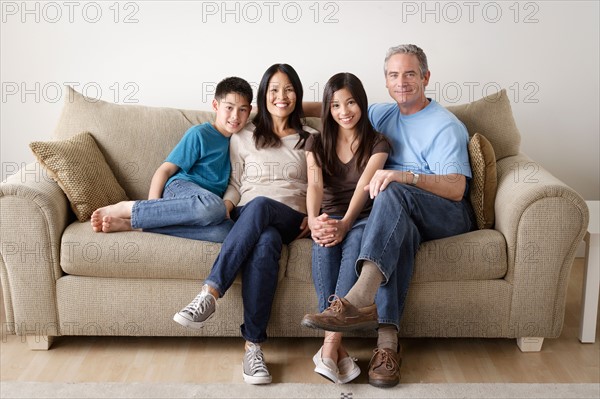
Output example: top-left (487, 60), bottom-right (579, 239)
top-left (90, 209), bottom-right (104, 232)
top-left (102, 215), bottom-right (133, 233)
top-left (91, 201), bottom-right (135, 232)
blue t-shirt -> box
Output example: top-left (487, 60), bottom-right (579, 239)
top-left (165, 122), bottom-right (231, 197)
top-left (368, 99), bottom-right (471, 179)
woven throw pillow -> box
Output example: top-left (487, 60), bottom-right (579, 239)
top-left (29, 131), bottom-right (128, 222)
top-left (468, 133), bottom-right (497, 229)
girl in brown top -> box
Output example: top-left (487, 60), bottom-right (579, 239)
top-left (305, 72), bottom-right (390, 383)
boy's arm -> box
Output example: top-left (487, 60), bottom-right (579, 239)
top-left (147, 162), bottom-right (179, 200)
top-left (303, 102), bottom-right (322, 118)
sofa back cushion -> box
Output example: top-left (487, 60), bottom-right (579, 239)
top-left (53, 86), bottom-right (519, 200)
top-left (447, 89), bottom-right (521, 161)
top-left (53, 86), bottom-right (216, 200)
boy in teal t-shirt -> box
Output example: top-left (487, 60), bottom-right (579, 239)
top-left (90, 77), bottom-right (252, 243)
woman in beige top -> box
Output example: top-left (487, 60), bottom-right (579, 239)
top-left (173, 63), bottom-right (314, 385)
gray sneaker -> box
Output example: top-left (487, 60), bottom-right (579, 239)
top-left (242, 343), bottom-right (272, 384)
top-left (173, 285), bottom-right (216, 329)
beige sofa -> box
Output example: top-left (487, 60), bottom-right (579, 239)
top-left (0, 87), bottom-right (589, 351)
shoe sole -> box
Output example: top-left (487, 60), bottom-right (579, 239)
top-left (312, 352), bottom-right (338, 383)
top-left (242, 370), bottom-right (272, 384)
top-left (368, 378), bottom-right (399, 388)
top-left (338, 365), bottom-right (361, 384)
top-left (172, 311), bottom-right (214, 330)
top-left (301, 317), bottom-right (378, 333)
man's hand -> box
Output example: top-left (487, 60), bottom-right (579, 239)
top-left (364, 169), bottom-right (409, 199)
top-left (364, 169), bottom-right (466, 202)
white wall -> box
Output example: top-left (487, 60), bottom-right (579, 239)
top-left (1, 0), bottom-right (599, 200)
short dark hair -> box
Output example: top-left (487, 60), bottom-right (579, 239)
top-left (253, 63), bottom-right (306, 149)
top-left (215, 76), bottom-right (253, 105)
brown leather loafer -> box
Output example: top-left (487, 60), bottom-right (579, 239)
top-left (368, 346), bottom-right (402, 388)
top-left (301, 296), bottom-right (378, 332)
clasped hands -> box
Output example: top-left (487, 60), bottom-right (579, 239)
top-left (309, 214), bottom-right (350, 247)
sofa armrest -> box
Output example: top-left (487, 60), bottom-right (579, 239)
top-left (0, 163), bottom-right (70, 337)
top-left (494, 154), bottom-right (589, 337)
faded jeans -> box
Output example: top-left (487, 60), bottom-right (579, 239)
top-left (357, 182), bottom-right (475, 330)
top-left (311, 217), bottom-right (368, 312)
top-left (131, 179), bottom-right (233, 243)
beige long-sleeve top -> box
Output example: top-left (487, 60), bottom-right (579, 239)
top-left (223, 124), bottom-right (317, 214)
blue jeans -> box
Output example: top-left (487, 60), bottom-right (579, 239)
top-left (131, 179), bottom-right (233, 243)
top-left (203, 196), bottom-right (306, 343)
top-left (357, 182), bottom-right (475, 330)
top-left (312, 217), bottom-right (368, 312)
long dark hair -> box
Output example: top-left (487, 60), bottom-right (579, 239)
top-left (313, 72), bottom-right (380, 176)
top-left (252, 63), bottom-right (307, 149)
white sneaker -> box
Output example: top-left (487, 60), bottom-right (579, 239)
top-left (338, 355), bottom-right (360, 383)
top-left (243, 343), bottom-right (272, 384)
top-left (312, 346), bottom-right (339, 383)
top-left (173, 285), bottom-right (216, 329)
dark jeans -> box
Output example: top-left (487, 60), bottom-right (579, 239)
top-left (204, 196), bottom-right (306, 343)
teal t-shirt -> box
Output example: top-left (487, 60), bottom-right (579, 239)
top-left (165, 122), bottom-right (231, 197)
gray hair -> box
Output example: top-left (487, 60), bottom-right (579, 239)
top-left (384, 44), bottom-right (429, 77)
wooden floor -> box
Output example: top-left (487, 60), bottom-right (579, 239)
top-left (1, 258), bottom-right (598, 384)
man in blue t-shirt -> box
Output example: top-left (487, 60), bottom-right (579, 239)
top-left (90, 77), bottom-right (252, 242)
top-left (302, 45), bottom-right (475, 387)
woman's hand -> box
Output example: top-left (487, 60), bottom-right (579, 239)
top-left (294, 216), bottom-right (311, 240)
top-left (224, 200), bottom-right (235, 219)
top-left (322, 218), bottom-right (350, 247)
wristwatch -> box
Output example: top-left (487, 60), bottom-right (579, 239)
top-left (408, 171), bottom-right (420, 186)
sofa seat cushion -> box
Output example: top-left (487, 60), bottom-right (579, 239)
top-left (413, 230), bottom-right (507, 282)
top-left (60, 222), bottom-right (288, 282)
top-left (286, 230), bottom-right (507, 284)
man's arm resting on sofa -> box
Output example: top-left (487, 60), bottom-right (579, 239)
top-left (366, 169), bottom-right (466, 202)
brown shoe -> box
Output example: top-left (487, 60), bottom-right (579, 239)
top-left (301, 296), bottom-right (378, 332)
top-left (368, 346), bottom-right (402, 388)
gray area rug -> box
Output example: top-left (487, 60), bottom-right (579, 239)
top-left (1, 382), bottom-right (599, 399)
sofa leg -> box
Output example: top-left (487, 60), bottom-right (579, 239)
top-left (516, 337), bottom-right (544, 352)
top-left (26, 335), bottom-right (54, 350)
